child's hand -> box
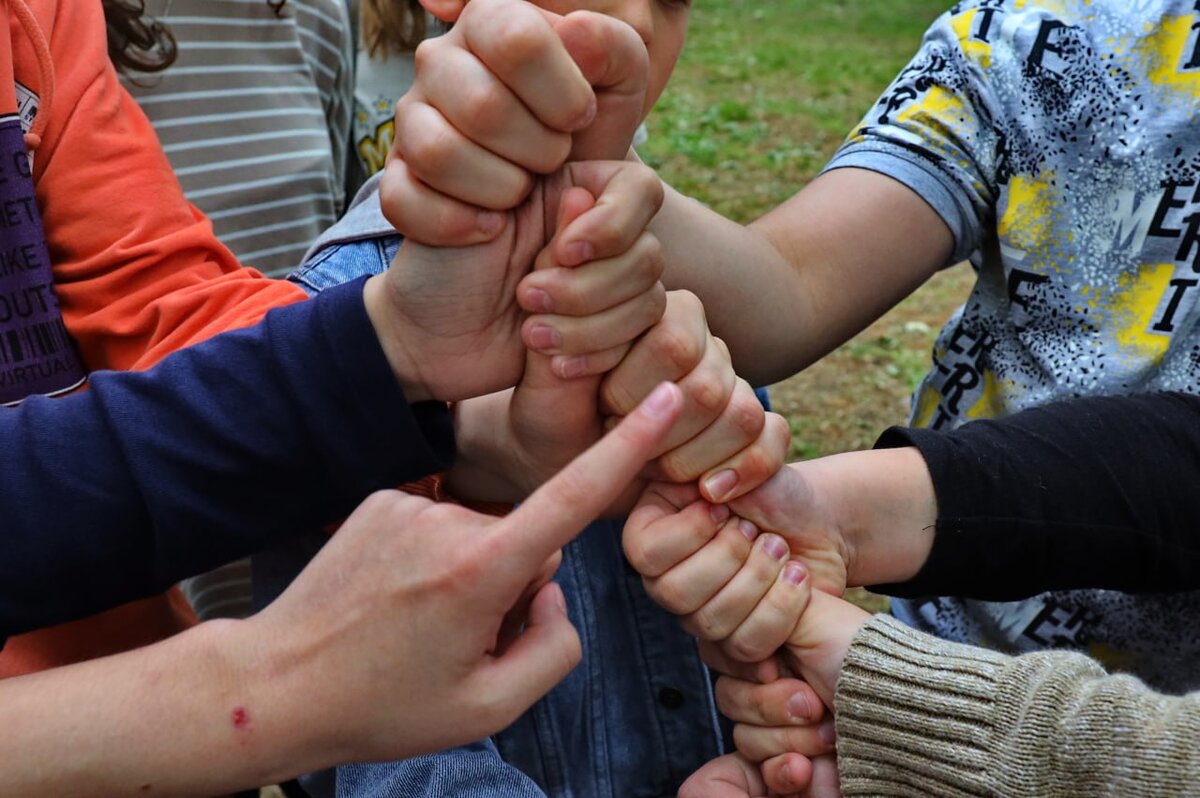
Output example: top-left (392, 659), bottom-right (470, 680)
top-left (380, 0), bottom-right (649, 246)
top-left (704, 584), bottom-right (866, 798)
top-left (624, 460), bottom-right (852, 662)
top-left (599, 292), bottom-right (790, 503)
top-left (625, 448), bottom-right (937, 656)
top-left (677, 752), bottom-right (841, 798)
top-left (368, 158), bottom-right (664, 403)
top-left (676, 754), bottom-right (772, 798)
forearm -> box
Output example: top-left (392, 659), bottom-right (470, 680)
top-left (872, 391), bottom-right (1200, 599)
top-left (0, 620), bottom-right (333, 796)
top-left (652, 169), bottom-right (950, 385)
top-left (802, 447), bottom-right (936, 588)
top-left (445, 390), bottom-right (531, 504)
top-left (650, 186), bottom-right (816, 384)
top-left (836, 615), bottom-right (1200, 798)
top-left (0, 278), bottom-right (453, 636)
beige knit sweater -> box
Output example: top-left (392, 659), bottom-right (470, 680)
top-left (835, 615), bottom-right (1200, 797)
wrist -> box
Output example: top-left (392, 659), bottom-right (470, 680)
top-left (216, 615), bottom-right (356, 785)
top-left (444, 392), bottom-right (533, 503)
top-left (805, 447), bottom-right (935, 587)
top-left (783, 591), bottom-right (871, 707)
top-left (362, 273), bottom-right (431, 403)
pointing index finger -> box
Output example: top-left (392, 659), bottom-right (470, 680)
top-left (495, 381), bottom-right (683, 575)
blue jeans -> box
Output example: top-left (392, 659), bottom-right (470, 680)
top-left (255, 233), bottom-right (731, 797)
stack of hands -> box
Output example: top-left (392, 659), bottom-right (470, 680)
top-left (322, 0), bottom-right (935, 788)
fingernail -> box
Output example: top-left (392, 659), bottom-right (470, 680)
top-left (738, 519), bottom-right (758, 542)
top-left (526, 288), bottom-right (553, 313)
top-left (763, 535), bottom-right (787, 560)
top-left (562, 240), bottom-right (594, 267)
top-left (478, 210), bottom-right (504, 236)
top-left (787, 690), bottom-right (812, 721)
top-left (552, 583), bottom-right (567, 612)
top-left (554, 355), bottom-right (588, 379)
top-left (640, 382), bottom-right (677, 418)
top-left (709, 503), bottom-right (729, 525)
top-left (784, 561), bottom-right (807, 586)
top-left (528, 325), bottom-right (562, 350)
top-left (703, 469), bottom-right (738, 502)
top-left (819, 718), bottom-right (837, 747)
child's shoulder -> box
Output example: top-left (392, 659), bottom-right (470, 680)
top-left (291, 175), bottom-right (402, 293)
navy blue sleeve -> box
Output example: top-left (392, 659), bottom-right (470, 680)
top-left (871, 391), bottom-right (1200, 600)
top-left (0, 276), bottom-right (454, 638)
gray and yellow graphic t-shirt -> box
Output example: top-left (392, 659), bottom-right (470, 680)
top-left (826, 0), bottom-right (1200, 691)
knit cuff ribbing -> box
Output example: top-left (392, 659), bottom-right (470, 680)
top-left (834, 615), bottom-right (1007, 797)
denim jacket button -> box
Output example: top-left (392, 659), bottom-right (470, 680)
top-left (657, 687), bottom-right (685, 709)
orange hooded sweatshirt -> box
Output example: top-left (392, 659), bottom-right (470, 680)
top-left (0, 0), bottom-right (309, 676)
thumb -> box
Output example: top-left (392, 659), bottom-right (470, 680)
top-left (554, 11), bottom-right (648, 161)
top-left (784, 588), bottom-right (870, 708)
top-left (478, 582), bottom-right (582, 720)
top-left (495, 380), bottom-right (683, 575)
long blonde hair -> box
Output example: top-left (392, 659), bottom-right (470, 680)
top-left (359, 0), bottom-right (428, 57)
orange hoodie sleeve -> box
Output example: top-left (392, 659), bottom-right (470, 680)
top-left (18, 0), bottom-right (307, 372)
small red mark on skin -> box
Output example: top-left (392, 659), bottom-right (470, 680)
top-left (139, 785), bottom-right (152, 792)
top-left (231, 706), bottom-right (251, 730)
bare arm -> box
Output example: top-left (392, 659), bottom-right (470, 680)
top-left (0, 620), bottom-right (324, 797)
top-left (651, 168), bottom-right (954, 385)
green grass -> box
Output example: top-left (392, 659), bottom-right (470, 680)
top-left (644, 0), bottom-right (952, 223)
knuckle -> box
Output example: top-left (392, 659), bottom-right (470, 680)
top-left (460, 82), bottom-right (512, 135)
top-left (636, 235), bottom-right (666, 283)
top-left (735, 448), bottom-right (774, 487)
top-left (407, 125), bottom-right (459, 175)
top-left (717, 521), bottom-right (754, 561)
top-left (725, 634), bottom-right (768, 664)
top-left (655, 450), bottom-right (697, 484)
top-left (686, 372), bottom-right (731, 418)
top-left (600, 378), bottom-right (637, 417)
top-left (358, 489), bottom-right (400, 515)
top-left (728, 385), bottom-right (767, 439)
top-left (633, 165), bottom-right (666, 209)
top-left (587, 217), bottom-right (628, 256)
top-left (750, 549), bottom-right (783, 583)
top-left (767, 416), bottom-right (792, 460)
top-left (412, 36), bottom-right (443, 73)
top-left (651, 323), bottom-right (703, 376)
top-left (530, 131), bottom-right (573, 174)
top-left (643, 282), bottom-right (668, 323)
top-left (621, 534), bottom-right (658, 576)
top-left (752, 686), bottom-right (777, 723)
top-left (710, 335), bottom-right (732, 362)
top-left (649, 574), bottom-right (695, 614)
top-left (492, 169), bottom-right (534, 210)
top-left (731, 725), bottom-right (767, 762)
top-left (668, 289), bottom-right (705, 325)
top-left (688, 605), bottom-right (729, 641)
top-left (489, 13), bottom-right (555, 71)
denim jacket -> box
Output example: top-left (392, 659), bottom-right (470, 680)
top-left (256, 178), bottom-right (727, 798)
